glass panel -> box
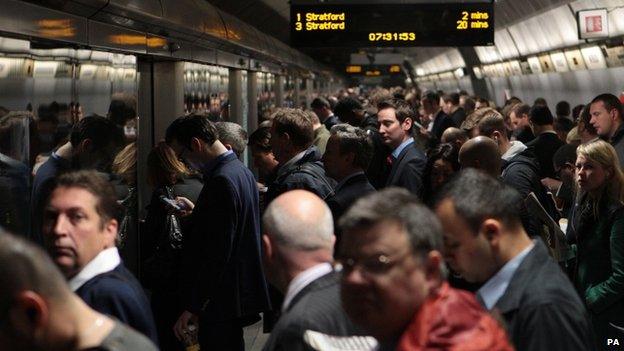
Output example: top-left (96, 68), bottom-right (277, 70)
top-left (183, 62), bottom-right (229, 120)
top-left (0, 34), bottom-right (138, 273)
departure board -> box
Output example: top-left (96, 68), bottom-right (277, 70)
top-left (290, 2), bottom-right (494, 47)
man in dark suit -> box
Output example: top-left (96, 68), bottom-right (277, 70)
top-left (311, 97), bottom-right (340, 131)
top-left (442, 92), bottom-right (467, 127)
top-left (261, 190), bottom-right (367, 351)
top-left (526, 104), bottom-right (564, 178)
top-left (42, 170), bottom-right (157, 343)
top-left (167, 114), bottom-right (270, 350)
top-left (434, 169), bottom-right (593, 351)
top-left (323, 124), bottom-right (375, 228)
top-left (421, 91), bottom-right (454, 147)
top-left (333, 97), bottom-right (390, 189)
top-left (377, 98), bottom-right (427, 196)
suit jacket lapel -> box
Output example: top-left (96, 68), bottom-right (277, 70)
top-left (387, 144), bottom-right (412, 185)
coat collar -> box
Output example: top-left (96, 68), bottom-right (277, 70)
top-left (494, 239), bottom-right (548, 313)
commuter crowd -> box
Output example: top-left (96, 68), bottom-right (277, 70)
top-left (1, 87), bottom-right (624, 350)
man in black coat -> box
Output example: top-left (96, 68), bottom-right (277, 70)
top-left (334, 97), bottom-right (390, 189)
top-left (377, 98), bottom-right (427, 197)
top-left (526, 104), bottom-right (564, 178)
top-left (42, 170), bottom-right (157, 343)
top-left (266, 108), bottom-right (335, 205)
top-left (435, 170), bottom-right (593, 351)
top-left (167, 114), bottom-right (270, 351)
top-left (261, 190), bottom-right (368, 351)
top-left (476, 112), bottom-right (559, 236)
top-left (421, 91), bottom-right (455, 147)
top-left (323, 124), bottom-right (376, 229)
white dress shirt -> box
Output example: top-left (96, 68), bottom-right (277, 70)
top-left (68, 247), bottom-right (121, 291)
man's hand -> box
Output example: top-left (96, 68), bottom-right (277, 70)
top-left (173, 310), bottom-right (198, 341)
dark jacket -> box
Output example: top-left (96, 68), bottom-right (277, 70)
top-left (493, 240), bottom-right (593, 351)
top-left (180, 152), bottom-right (271, 321)
top-left (610, 124), bottom-right (624, 170)
top-left (502, 150), bottom-right (558, 237)
top-left (262, 271), bottom-right (363, 351)
top-left (513, 126), bottom-right (535, 144)
top-left (386, 142), bottom-right (427, 197)
top-left (323, 114), bottom-right (340, 131)
top-left (526, 131), bottom-right (564, 179)
top-left (266, 147), bottom-right (335, 205)
top-left (326, 172), bottom-right (375, 224)
top-left (569, 194), bottom-right (624, 342)
top-left (449, 107), bottom-right (466, 127)
top-left (76, 263), bottom-right (158, 343)
top-left (358, 113), bottom-right (390, 189)
top-left (430, 110), bottom-right (455, 144)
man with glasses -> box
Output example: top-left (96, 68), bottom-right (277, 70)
top-left (166, 114), bottom-right (270, 351)
top-left (261, 190), bottom-right (369, 351)
top-left (339, 187), bottom-right (513, 351)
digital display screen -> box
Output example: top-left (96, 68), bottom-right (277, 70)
top-left (290, 2), bottom-right (494, 47)
top-left (346, 65), bottom-right (403, 76)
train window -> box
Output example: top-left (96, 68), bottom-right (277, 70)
top-left (0, 34), bottom-right (139, 273)
top-left (183, 63), bottom-right (229, 119)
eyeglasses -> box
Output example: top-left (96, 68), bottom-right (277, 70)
top-left (338, 250), bottom-right (413, 276)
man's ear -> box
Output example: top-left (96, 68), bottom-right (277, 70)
top-left (424, 250), bottom-right (443, 286)
top-left (190, 137), bottom-right (203, 152)
top-left (223, 143), bottom-right (233, 151)
top-left (103, 218), bottom-right (119, 246)
top-left (402, 117), bottom-right (413, 132)
top-left (9, 291), bottom-right (48, 338)
top-left (480, 218), bottom-right (502, 247)
top-left (78, 138), bottom-right (92, 152)
top-left (262, 234), bottom-right (273, 260)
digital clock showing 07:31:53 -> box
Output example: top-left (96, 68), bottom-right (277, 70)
top-left (368, 32), bottom-right (416, 42)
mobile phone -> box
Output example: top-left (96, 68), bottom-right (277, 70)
top-left (160, 196), bottom-right (182, 211)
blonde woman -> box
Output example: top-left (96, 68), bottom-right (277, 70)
top-left (569, 140), bottom-right (624, 342)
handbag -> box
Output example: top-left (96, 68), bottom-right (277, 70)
top-left (142, 187), bottom-right (184, 289)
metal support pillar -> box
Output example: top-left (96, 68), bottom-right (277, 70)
top-left (276, 75), bottom-right (285, 108)
top-left (248, 71), bottom-right (258, 133)
top-left (228, 69), bottom-right (243, 125)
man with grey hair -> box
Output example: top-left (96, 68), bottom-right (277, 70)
top-left (0, 229), bottom-right (157, 351)
top-left (339, 188), bottom-right (513, 351)
top-left (323, 124), bottom-right (375, 232)
top-left (261, 190), bottom-right (365, 351)
top-left (216, 121), bottom-right (248, 159)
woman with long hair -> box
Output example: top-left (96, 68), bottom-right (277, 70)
top-left (569, 140), bottom-right (624, 342)
top-left (142, 141), bottom-right (203, 351)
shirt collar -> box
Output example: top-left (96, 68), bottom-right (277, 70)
top-left (277, 149), bottom-right (307, 178)
top-left (477, 241), bottom-right (535, 310)
top-left (391, 137), bottom-right (414, 159)
top-left (68, 247), bottom-right (121, 291)
top-left (335, 171), bottom-right (365, 192)
top-left (201, 150), bottom-right (234, 177)
top-left (282, 263), bottom-right (333, 312)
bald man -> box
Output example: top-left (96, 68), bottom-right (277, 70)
top-left (441, 127), bottom-right (468, 149)
top-left (261, 190), bottom-right (368, 351)
top-left (458, 136), bottom-right (501, 177)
